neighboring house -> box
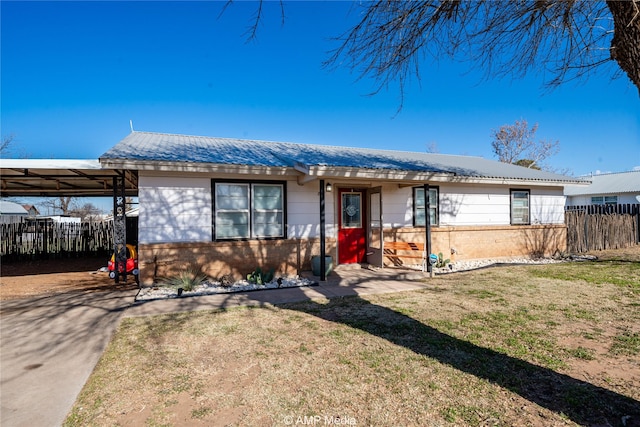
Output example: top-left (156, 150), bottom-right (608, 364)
top-left (22, 204), bottom-right (40, 216)
top-left (0, 200), bottom-right (29, 224)
top-left (100, 131), bottom-right (587, 284)
top-left (565, 170), bottom-right (640, 206)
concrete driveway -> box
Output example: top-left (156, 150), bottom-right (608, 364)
top-left (0, 288), bottom-right (137, 427)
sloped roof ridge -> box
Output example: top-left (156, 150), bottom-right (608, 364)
top-left (106, 130), bottom-right (585, 184)
top-left (583, 170), bottom-right (640, 177)
top-left (130, 130), bottom-right (484, 160)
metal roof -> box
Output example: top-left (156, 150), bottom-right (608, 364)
top-left (100, 131), bottom-right (585, 185)
top-left (0, 159), bottom-right (137, 197)
top-left (564, 170), bottom-right (640, 196)
top-left (0, 200), bottom-right (29, 215)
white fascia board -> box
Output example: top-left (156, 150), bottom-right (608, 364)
top-left (1, 159), bottom-right (103, 170)
top-left (99, 159), bottom-right (298, 177)
top-left (99, 160), bottom-right (586, 187)
top-left (309, 167), bottom-right (579, 187)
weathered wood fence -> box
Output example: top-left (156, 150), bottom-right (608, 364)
top-left (565, 204), bottom-right (640, 253)
top-left (1, 220), bottom-right (115, 261)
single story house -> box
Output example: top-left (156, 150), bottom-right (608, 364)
top-left (22, 204), bottom-right (40, 216)
top-left (565, 170), bottom-right (640, 206)
top-left (99, 131), bottom-right (587, 284)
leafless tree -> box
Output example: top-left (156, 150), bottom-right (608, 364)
top-left (42, 197), bottom-right (75, 216)
top-left (42, 197), bottom-right (104, 220)
top-left (229, 1), bottom-right (640, 102)
top-left (491, 119), bottom-right (559, 171)
top-left (1, 134), bottom-right (15, 155)
top-left (69, 202), bottom-right (103, 221)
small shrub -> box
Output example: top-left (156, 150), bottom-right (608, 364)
top-left (247, 267), bottom-right (275, 285)
top-left (435, 252), bottom-right (450, 268)
top-left (164, 268), bottom-right (208, 292)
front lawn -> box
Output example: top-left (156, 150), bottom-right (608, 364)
top-left (65, 251), bottom-right (640, 426)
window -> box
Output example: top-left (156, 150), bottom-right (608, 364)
top-left (341, 192), bottom-right (362, 228)
top-left (213, 181), bottom-right (285, 240)
top-left (591, 196), bottom-right (617, 205)
top-left (413, 187), bottom-right (439, 226)
top-left (510, 190), bottom-right (530, 225)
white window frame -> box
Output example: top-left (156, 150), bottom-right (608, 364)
top-left (213, 181), bottom-right (285, 240)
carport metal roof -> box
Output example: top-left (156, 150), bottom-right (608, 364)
top-left (0, 159), bottom-right (137, 197)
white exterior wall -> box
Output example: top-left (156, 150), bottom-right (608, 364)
top-left (139, 174), bottom-right (335, 244)
top-left (615, 195), bottom-right (639, 204)
top-left (287, 181), bottom-right (336, 239)
top-left (138, 173), bottom-right (566, 244)
top-left (530, 189), bottom-right (566, 224)
top-left (138, 175), bottom-right (213, 244)
top-left (566, 194), bottom-right (640, 206)
top-left (381, 183), bottom-right (566, 227)
top-left (378, 184), bottom-right (414, 227)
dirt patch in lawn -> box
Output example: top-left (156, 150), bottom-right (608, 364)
top-left (0, 256), bottom-right (137, 301)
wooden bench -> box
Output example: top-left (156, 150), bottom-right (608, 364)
top-left (383, 241), bottom-right (427, 271)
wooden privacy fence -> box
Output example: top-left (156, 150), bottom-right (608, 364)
top-left (565, 204), bottom-right (640, 253)
top-left (1, 220), bottom-right (114, 261)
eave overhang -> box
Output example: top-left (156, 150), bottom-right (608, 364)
top-left (101, 158), bottom-right (586, 188)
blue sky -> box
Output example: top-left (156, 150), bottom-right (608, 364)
top-left (2, 1), bottom-right (639, 212)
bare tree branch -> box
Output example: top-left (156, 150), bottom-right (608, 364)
top-left (1, 134), bottom-right (15, 155)
top-left (223, 0), bottom-right (639, 101)
top-left (325, 1), bottom-right (628, 98)
top-left (491, 119), bottom-right (560, 171)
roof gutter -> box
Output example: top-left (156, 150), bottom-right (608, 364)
top-left (99, 158), bottom-right (588, 187)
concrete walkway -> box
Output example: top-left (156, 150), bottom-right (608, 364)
top-left (0, 288), bottom-right (138, 427)
top-left (0, 266), bottom-right (429, 427)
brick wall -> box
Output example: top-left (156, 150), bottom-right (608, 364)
top-left (384, 224), bottom-right (566, 265)
top-left (139, 225), bottom-right (565, 284)
top-left (138, 238), bottom-right (337, 285)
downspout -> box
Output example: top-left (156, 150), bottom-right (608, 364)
top-left (424, 183), bottom-right (432, 276)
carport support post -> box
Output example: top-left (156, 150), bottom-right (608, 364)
top-left (424, 183), bottom-right (433, 277)
top-left (113, 172), bottom-right (127, 283)
top-left (319, 179), bottom-right (327, 282)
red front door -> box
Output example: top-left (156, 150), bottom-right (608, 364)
top-left (338, 189), bottom-right (366, 264)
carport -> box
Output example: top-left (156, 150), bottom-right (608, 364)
top-left (0, 159), bottom-right (138, 282)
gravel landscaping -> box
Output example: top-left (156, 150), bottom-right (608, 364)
top-left (135, 275), bottom-right (318, 301)
top-left (136, 256), bottom-right (567, 301)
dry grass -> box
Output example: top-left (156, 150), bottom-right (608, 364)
top-left (65, 250), bottom-right (640, 427)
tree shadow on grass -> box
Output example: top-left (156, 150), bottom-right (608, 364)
top-left (279, 294), bottom-right (640, 427)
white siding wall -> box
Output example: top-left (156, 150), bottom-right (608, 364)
top-left (617, 195), bottom-right (640, 204)
top-left (138, 173), bottom-right (566, 244)
top-left (439, 185), bottom-right (510, 226)
top-left (139, 174), bottom-right (336, 243)
top-left (566, 194), bottom-right (639, 206)
top-left (530, 188), bottom-right (566, 224)
top-left (382, 183), bottom-right (566, 227)
top-left (138, 176), bottom-right (212, 244)
top-left (379, 184), bottom-right (414, 227)
top-left (287, 181), bottom-right (336, 238)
